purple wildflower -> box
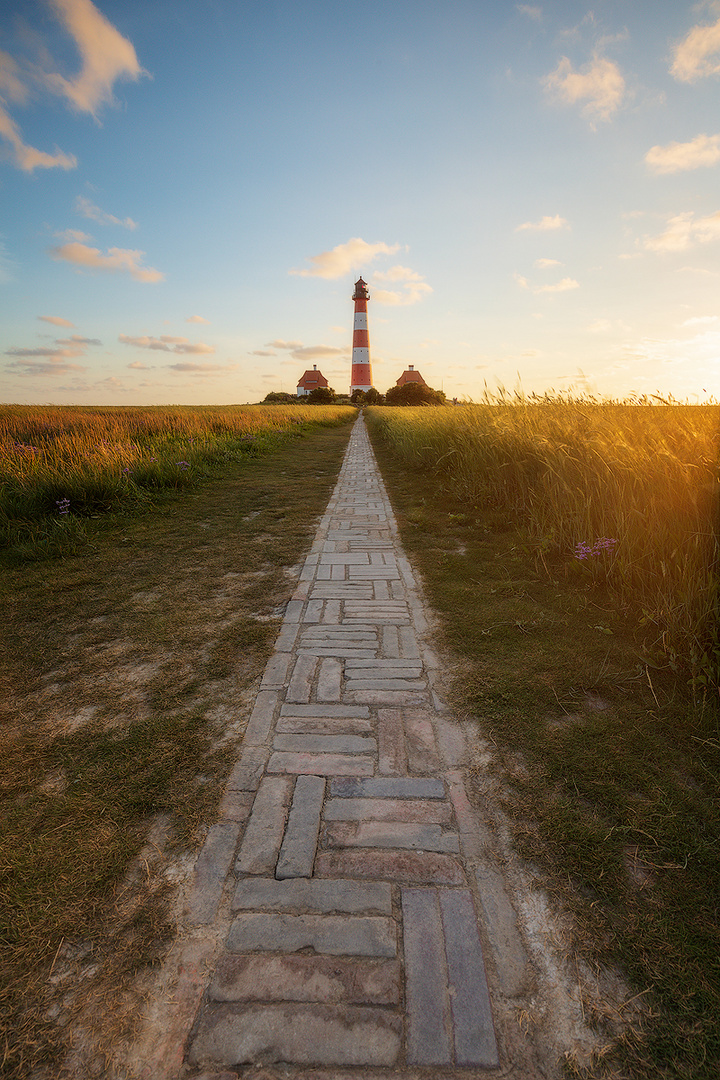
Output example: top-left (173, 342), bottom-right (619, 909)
top-left (574, 537), bottom-right (618, 560)
top-left (56, 497), bottom-right (70, 515)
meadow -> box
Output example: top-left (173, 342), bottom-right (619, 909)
top-left (0, 403), bottom-right (355, 560)
top-left (367, 398), bottom-right (720, 701)
top-left (367, 398), bottom-right (720, 1078)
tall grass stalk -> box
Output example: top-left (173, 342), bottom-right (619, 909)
top-left (366, 398), bottom-right (720, 693)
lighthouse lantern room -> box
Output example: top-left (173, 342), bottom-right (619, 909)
top-left (349, 276), bottom-right (373, 394)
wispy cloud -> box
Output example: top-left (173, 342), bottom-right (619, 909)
top-left (515, 272), bottom-right (579, 294)
top-left (167, 361), bottom-right (238, 374)
top-left (42, 0), bottom-right (146, 117)
top-left (266, 339), bottom-right (304, 350)
top-left (543, 54), bottom-right (625, 125)
top-left (535, 257), bottom-right (562, 268)
top-left (119, 334), bottom-right (215, 354)
top-left (54, 228), bottom-right (93, 243)
top-left (0, 104), bottom-right (77, 171)
top-left (290, 238), bottom-right (400, 278)
top-left (49, 242), bottom-right (164, 281)
top-left (38, 315), bottom-right (75, 327)
top-left (5, 328), bottom-right (102, 375)
top-left (0, 0), bottom-right (144, 171)
top-left (671, 13), bottom-right (720, 82)
top-left (644, 210), bottom-right (720, 253)
top-left (186, 315), bottom-right (210, 324)
top-left (645, 133), bottom-right (720, 173)
top-left (516, 215), bottom-right (569, 232)
top-left (517, 5), bottom-right (542, 19)
top-left (370, 265), bottom-right (432, 306)
top-left (75, 195), bottom-right (137, 229)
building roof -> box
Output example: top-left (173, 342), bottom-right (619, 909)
top-left (297, 368), bottom-right (329, 389)
top-left (396, 367), bottom-right (427, 387)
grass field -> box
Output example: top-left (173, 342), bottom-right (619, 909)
top-left (0, 408), bottom-right (355, 1078)
top-left (0, 403), bottom-right (355, 561)
top-left (367, 399), bottom-right (720, 705)
top-left (367, 400), bottom-right (720, 1079)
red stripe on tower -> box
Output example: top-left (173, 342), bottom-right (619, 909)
top-left (349, 276), bottom-right (373, 393)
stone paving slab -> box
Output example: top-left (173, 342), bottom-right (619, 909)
top-left (181, 416), bottom-right (512, 1076)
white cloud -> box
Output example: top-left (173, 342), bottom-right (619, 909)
top-left (543, 54), bottom-right (625, 125)
top-left (266, 339), bottom-right (304, 350)
top-left (681, 315), bottom-right (719, 326)
top-left (587, 318), bottom-right (612, 332)
top-left (167, 361), bottom-right (238, 374)
top-left (290, 237), bottom-right (400, 279)
top-left (54, 228), bottom-right (93, 243)
top-left (534, 277), bottom-right (580, 294)
top-left (370, 265), bottom-right (432, 306)
top-left (4, 329), bottom-right (102, 375)
top-left (644, 210), bottom-right (720, 253)
top-left (118, 334), bottom-right (215, 354)
top-left (75, 195), bottom-right (137, 229)
top-left (43, 0), bottom-right (145, 117)
top-left (38, 315), bottom-right (75, 327)
top-left (291, 345), bottom-right (347, 361)
top-left (49, 241), bottom-right (164, 281)
top-left (671, 14), bottom-right (720, 82)
top-left (535, 257), bottom-right (562, 268)
top-left (516, 214), bottom-right (569, 232)
top-left (645, 134), bottom-right (720, 174)
top-left (186, 315), bottom-right (210, 324)
top-left (0, 0), bottom-right (144, 171)
top-left (0, 103), bottom-right (77, 171)
top-left (514, 272), bottom-right (579, 294)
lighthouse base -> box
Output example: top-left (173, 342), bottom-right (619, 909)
top-left (350, 383), bottom-right (373, 393)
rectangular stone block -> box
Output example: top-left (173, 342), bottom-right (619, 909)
top-left (276, 715), bottom-right (372, 735)
top-left (261, 652), bottom-right (292, 689)
top-left (231, 877), bottom-right (392, 914)
top-left (242, 692), bottom-right (278, 746)
top-left (315, 849), bottom-right (466, 885)
top-left (235, 776), bottom-right (291, 876)
top-left (283, 599), bottom-right (305, 623)
top-left (345, 690), bottom-right (427, 706)
top-left (225, 746), bottom-right (269, 791)
top-left (323, 798), bottom-right (452, 824)
top-left (475, 864), bottom-right (531, 997)
top-left (208, 954), bottom-right (401, 1005)
top-left (381, 625), bottom-right (400, 658)
top-left (399, 626), bottom-right (420, 658)
top-left (330, 776), bottom-right (445, 799)
top-left (377, 708), bottom-right (407, 777)
top-left (303, 598), bottom-right (325, 623)
top-left (401, 888), bottom-right (451, 1065)
top-left (439, 889), bottom-right (499, 1067)
top-left (317, 657), bottom-right (342, 702)
top-left (267, 752), bottom-right (374, 777)
top-left (187, 1003), bottom-right (402, 1067)
top-left (185, 822), bottom-right (241, 925)
top-left (286, 654), bottom-right (318, 704)
top-left (276, 774), bottom-right (325, 879)
top-left (345, 678), bottom-right (426, 691)
top-left (226, 912), bottom-right (396, 956)
top-left (404, 711), bottom-right (441, 774)
top-left (273, 622), bottom-right (299, 652)
top-left (217, 788), bottom-right (255, 821)
top-left (281, 703), bottom-right (370, 718)
top-left (345, 658), bottom-right (422, 671)
top-left (324, 821), bottom-right (460, 854)
top-left (273, 734), bottom-right (376, 754)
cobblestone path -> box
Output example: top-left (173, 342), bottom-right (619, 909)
top-left (179, 415), bottom-right (524, 1077)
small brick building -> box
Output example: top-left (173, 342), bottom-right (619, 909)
top-left (395, 365), bottom-right (427, 387)
top-left (296, 365), bottom-right (329, 397)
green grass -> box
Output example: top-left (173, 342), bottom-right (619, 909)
top-left (369, 420), bottom-right (720, 1080)
top-left (0, 415), bottom-right (354, 1078)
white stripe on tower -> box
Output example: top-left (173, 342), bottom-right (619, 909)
top-left (350, 276), bottom-right (373, 393)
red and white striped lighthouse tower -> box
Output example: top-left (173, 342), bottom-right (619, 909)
top-left (349, 276), bottom-right (373, 394)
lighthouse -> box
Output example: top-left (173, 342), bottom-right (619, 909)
top-left (349, 276), bottom-right (373, 394)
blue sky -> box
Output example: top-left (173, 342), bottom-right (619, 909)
top-left (2, 0), bottom-right (720, 404)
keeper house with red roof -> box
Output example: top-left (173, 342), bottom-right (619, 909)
top-left (395, 365), bottom-right (427, 387)
top-left (296, 364), bottom-right (329, 397)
